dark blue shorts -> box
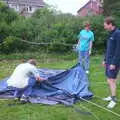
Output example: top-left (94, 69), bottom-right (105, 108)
top-left (105, 65), bottom-right (120, 79)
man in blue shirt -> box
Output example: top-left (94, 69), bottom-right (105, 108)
top-left (77, 22), bottom-right (94, 74)
top-left (102, 17), bottom-right (120, 109)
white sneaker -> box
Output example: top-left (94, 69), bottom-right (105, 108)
top-left (86, 71), bottom-right (89, 74)
top-left (20, 95), bottom-right (28, 103)
top-left (102, 96), bottom-right (112, 101)
top-left (14, 97), bottom-right (19, 100)
top-left (107, 100), bottom-right (116, 109)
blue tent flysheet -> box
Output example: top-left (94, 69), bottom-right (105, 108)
top-left (0, 63), bottom-right (93, 105)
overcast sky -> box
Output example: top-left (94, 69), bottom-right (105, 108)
top-left (44, 0), bottom-right (89, 15)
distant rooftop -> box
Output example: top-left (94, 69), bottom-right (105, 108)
top-left (4, 0), bottom-right (45, 7)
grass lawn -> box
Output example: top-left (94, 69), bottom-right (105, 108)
top-left (0, 52), bottom-right (120, 120)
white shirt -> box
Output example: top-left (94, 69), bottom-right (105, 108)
top-left (7, 63), bottom-right (40, 88)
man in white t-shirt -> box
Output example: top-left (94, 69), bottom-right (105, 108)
top-left (7, 59), bottom-right (45, 102)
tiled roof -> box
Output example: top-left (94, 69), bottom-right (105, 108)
top-left (77, 1), bottom-right (91, 13)
top-left (6, 0), bottom-right (44, 7)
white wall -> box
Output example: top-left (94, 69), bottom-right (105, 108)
top-left (8, 3), bottom-right (41, 14)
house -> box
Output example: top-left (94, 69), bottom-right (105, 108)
top-left (77, 0), bottom-right (103, 17)
top-left (4, 0), bottom-right (45, 16)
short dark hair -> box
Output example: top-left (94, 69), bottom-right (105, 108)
top-left (27, 59), bottom-right (37, 66)
top-left (104, 16), bottom-right (115, 26)
top-left (83, 21), bottom-right (90, 27)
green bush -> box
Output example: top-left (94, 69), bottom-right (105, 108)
top-left (0, 2), bottom-right (119, 54)
top-left (1, 36), bottom-right (17, 53)
top-left (0, 36), bottom-right (28, 53)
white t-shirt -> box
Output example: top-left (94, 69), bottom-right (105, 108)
top-left (7, 63), bottom-right (40, 88)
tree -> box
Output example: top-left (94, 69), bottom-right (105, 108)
top-left (102, 0), bottom-right (120, 16)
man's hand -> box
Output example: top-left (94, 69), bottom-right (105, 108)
top-left (89, 41), bottom-right (93, 55)
top-left (102, 61), bottom-right (106, 67)
top-left (109, 64), bottom-right (116, 70)
top-left (89, 50), bottom-right (91, 55)
top-left (36, 76), bottom-right (46, 81)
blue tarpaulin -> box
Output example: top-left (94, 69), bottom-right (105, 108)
top-left (0, 63), bottom-right (93, 105)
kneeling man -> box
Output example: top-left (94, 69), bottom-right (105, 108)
top-left (7, 59), bottom-right (45, 102)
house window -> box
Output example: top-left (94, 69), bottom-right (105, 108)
top-left (87, 9), bottom-right (94, 16)
top-left (29, 6), bottom-right (32, 11)
top-left (26, 7), bottom-right (28, 11)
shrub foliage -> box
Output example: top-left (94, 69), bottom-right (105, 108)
top-left (1, 2), bottom-right (120, 54)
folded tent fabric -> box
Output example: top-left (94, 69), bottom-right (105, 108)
top-left (0, 63), bottom-right (93, 105)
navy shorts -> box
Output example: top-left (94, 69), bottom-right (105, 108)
top-left (105, 65), bottom-right (120, 79)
